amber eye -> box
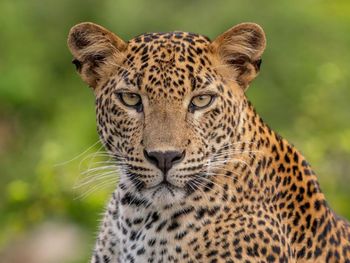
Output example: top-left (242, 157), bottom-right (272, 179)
top-left (117, 92), bottom-right (142, 111)
top-left (190, 94), bottom-right (215, 111)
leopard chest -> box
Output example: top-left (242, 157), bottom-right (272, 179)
top-left (115, 200), bottom-right (293, 263)
top-left (116, 204), bottom-right (198, 263)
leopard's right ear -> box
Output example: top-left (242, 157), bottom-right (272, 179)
top-left (67, 22), bottom-right (127, 88)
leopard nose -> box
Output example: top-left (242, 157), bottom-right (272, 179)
top-left (143, 150), bottom-right (185, 174)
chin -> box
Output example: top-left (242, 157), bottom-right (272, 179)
top-left (144, 183), bottom-right (187, 206)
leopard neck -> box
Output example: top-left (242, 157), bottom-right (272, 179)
top-left (234, 100), bottom-right (327, 206)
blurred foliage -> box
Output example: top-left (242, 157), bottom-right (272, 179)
top-left (0, 0), bottom-right (350, 262)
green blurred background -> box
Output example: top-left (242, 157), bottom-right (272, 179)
top-left (0, 0), bottom-right (349, 262)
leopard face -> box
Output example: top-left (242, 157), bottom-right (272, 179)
top-left (67, 22), bottom-right (266, 205)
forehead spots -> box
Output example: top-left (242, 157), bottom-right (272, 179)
top-left (116, 31), bottom-right (216, 98)
top-left (128, 32), bottom-right (212, 68)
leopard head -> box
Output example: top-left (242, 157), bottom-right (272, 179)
top-left (67, 22), bottom-right (266, 205)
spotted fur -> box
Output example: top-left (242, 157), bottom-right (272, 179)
top-left (67, 22), bottom-right (350, 263)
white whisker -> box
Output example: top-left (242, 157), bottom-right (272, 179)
top-left (54, 140), bottom-right (101, 167)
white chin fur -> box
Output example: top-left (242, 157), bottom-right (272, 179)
top-left (145, 185), bottom-right (186, 206)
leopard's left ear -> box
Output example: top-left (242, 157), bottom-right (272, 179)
top-left (210, 23), bottom-right (266, 91)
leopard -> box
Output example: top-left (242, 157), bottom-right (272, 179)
top-left (67, 22), bottom-right (350, 263)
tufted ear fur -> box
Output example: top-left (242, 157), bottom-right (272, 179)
top-left (211, 23), bottom-right (266, 91)
top-left (67, 22), bottom-right (127, 88)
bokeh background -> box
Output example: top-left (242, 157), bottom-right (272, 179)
top-left (1, 0), bottom-right (350, 262)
